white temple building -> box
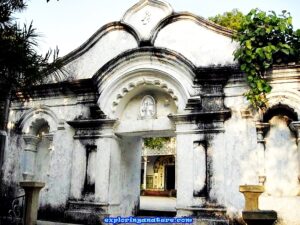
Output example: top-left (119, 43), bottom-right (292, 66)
top-left (1, 0), bottom-right (300, 224)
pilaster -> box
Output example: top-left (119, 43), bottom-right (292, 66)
top-left (289, 121), bottom-right (300, 182)
top-left (22, 135), bottom-right (40, 181)
top-left (255, 122), bottom-right (270, 184)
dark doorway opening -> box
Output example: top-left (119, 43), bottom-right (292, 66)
top-left (165, 165), bottom-right (175, 190)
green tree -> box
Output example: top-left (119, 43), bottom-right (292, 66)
top-left (208, 9), bottom-right (245, 30)
top-left (233, 9), bottom-right (300, 109)
top-left (0, 0), bottom-right (63, 168)
top-left (144, 137), bottom-right (170, 149)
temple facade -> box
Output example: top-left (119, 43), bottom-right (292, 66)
top-left (1, 0), bottom-right (300, 224)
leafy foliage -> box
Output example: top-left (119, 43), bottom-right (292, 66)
top-left (0, 0), bottom-right (63, 92)
top-left (233, 9), bottom-right (300, 109)
top-left (144, 137), bottom-right (171, 149)
top-left (209, 9), bottom-right (245, 31)
top-left (0, 0), bottom-right (64, 133)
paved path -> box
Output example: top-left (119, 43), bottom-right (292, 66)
top-left (140, 196), bottom-right (176, 212)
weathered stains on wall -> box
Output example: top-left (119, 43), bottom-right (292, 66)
top-left (120, 137), bottom-right (142, 216)
top-left (2, 133), bottom-right (24, 191)
top-left (1, 90), bottom-right (90, 213)
top-left (208, 110), bottom-right (258, 215)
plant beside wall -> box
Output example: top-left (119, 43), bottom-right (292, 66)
top-left (144, 137), bottom-right (171, 149)
top-left (233, 9), bottom-right (300, 109)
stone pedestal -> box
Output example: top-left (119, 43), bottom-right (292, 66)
top-left (239, 185), bottom-right (264, 211)
top-left (242, 210), bottom-right (277, 225)
top-left (20, 181), bottom-right (45, 225)
top-left (240, 185), bottom-right (277, 225)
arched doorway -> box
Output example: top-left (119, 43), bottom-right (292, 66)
top-left (92, 48), bottom-right (200, 217)
top-left (114, 89), bottom-right (178, 215)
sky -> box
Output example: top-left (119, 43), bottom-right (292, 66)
top-left (16, 0), bottom-right (300, 57)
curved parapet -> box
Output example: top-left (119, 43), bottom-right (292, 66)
top-left (46, 1), bottom-right (238, 83)
top-left (93, 47), bottom-right (197, 118)
top-left (152, 12), bottom-right (238, 67)
top-left (47, 22), bottom-right (140, 82)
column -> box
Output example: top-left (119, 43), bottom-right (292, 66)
top-left (22, 135), bottom-right (40, 181)
top-left (255, 122), bottom-right (270, 185)
top-left (175, 122), bottom-right (195, 216)
top-left (94, 120), bottom-right (121, 215)
top-left (290, 121), bottom-right (300, 182)
top-left (69, 140), bottom-right (86, 200)
top-left (143, 156), bottom-right (147, 190)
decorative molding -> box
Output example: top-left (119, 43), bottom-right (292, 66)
top-left (240, 109), bottom-right (253, 119)
top-left (67, 119), bottom-right (117, 129)
top-left (67, 119), bottom-right (117, 139)
top-left (255, 122), bottom-right (270, 143)
top-left (169, 110), bottom-right (231, 124)
top-left (18, 105), bottom-right (59, 135)
top-left (95, 47), bottom-right (196, 88)
top-left (151, 12), bottom-right (234, 45)
top-left (111, 78), bottom-right (178, 113)
top-left (13, 79), bottom-right (98, 100)
top-left (290, 121), bottom-right (300, 131)
top-left (140, 95), bottom-right (156, 119)
top-left (267, 91), bottom-right (300, 120)
top-left (122, 0), bottom-right (173, 41)
top-left (95, 47), bottom-right (196, 117)
top-left (23, 135), bottom-right (40, 151)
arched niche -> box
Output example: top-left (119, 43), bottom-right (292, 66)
top-left (261, 104), bottom-right (300, 196)
top-left (120, 85), bottom-right (177, 120)
top-left (95, 48), bottom-right (196, 120)
top-left (18, 107), bottom-right (58, 182)
top-left (18, 106), bottom-right (58, 135)
top-left (114, 84), bottom-right (179, 136)
top-left (266, 91), bottom-right (300, 121)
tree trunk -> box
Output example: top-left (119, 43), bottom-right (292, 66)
top-left (0, 89), bottom-right (12, 177)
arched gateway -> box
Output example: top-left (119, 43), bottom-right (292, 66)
top-left (2, 0), bottom-right (300, 224)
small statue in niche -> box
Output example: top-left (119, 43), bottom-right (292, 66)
top-left (140, 95), bottom-right (156, 119)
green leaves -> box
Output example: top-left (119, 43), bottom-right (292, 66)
top-left (245, 40), bottom-right (252, 49)
top-left (208, 9), bottom-right (245, 31)
top-left (233, 8), bottom-right (300, 110)
top-left (144, 137), bottom-right (171, 149)
top-left (0, 0), bottom-right (65, 92)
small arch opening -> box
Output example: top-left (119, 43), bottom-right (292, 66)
top-left (263, 104), bottom-right (300, 196)
top-left (29, 118), bottom-right (50, 136)
top-left (263, 104), bottom-right (298, 123)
